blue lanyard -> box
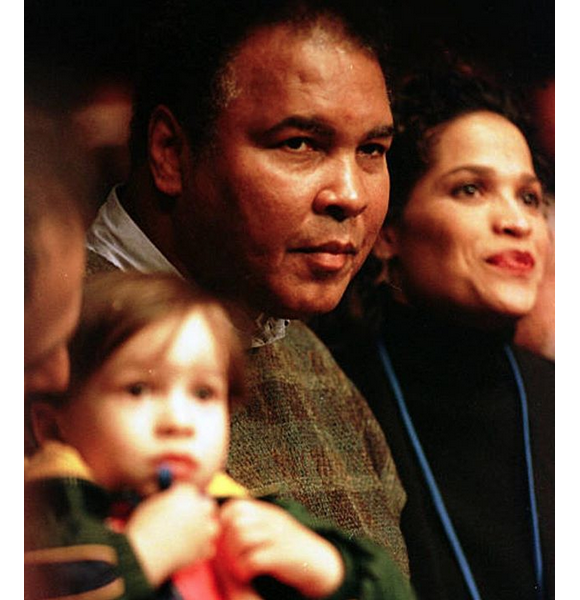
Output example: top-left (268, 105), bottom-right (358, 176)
top-left (376, 339), bottom-right (544, 599)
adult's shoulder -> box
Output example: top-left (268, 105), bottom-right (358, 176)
top-left (245, 319), bottom-right (355, 387)
top-left (278, 320), bottom-right (378, 388)
top-left (284, 319), bottom-right (347, 357)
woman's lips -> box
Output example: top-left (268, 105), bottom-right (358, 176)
top-left (485, 250), bottom-right (535, 274)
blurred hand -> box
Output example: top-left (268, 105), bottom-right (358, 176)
top-left (213, 559), bottom-right (264, 600)
top-left (218, 499), bottom-right (345, 599)
top-left (126, 483), bottom-right (219, 586)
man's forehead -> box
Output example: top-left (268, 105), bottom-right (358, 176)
top-left (211, 39), bottom-right (391, 150)
top-left (220, 17), bottom-right (381, 105)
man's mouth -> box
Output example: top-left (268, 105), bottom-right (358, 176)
top-left (292, 241), bottom-right (357, 272)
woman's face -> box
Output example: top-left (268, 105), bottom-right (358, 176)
top-left (384, 111), bottom-right (550, 321)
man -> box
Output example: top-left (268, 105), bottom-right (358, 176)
top-left (86, 0), bottom-right (409, 571)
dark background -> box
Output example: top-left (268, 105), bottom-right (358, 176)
top-left (25, 0), bottom-right (555, 198)
top-left (25, 0), bottom-right (554, 102)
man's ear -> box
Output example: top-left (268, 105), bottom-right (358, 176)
top-left (30, 402), bottom-right (64, 446)
top-left (148, 105), bottom-right (186, 197)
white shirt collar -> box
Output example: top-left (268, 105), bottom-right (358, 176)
top-left (86, 185), bottom-right (180, 275)
top-left (86, 186), bottom-right (288, 347)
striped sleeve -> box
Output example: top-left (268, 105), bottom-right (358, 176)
top-left (25, 544), bottom-right (125, 600)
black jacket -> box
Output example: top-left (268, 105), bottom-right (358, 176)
top-left (313, 295), bottom-right (554, 600)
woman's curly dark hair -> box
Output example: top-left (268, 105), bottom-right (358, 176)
top-left (316, 62), bottom-right (551, 334)
top-left (387, 65), bottom-right (549, 224)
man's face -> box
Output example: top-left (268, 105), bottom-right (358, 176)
top-left (175, 23), bottom-right (393, 319)
top-left (24, 218), bottom-right (85, 394)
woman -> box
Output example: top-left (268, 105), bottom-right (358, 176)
top-left (313, 68), bottom-right (554, 600)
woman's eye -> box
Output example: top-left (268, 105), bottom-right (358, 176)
top-left (521, 190), bottom-right (542, 208)
top-left (452, 183), bottom-right (481, 198)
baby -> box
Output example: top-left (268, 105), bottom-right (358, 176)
top-left (25, 271), bottom-right (414, 599)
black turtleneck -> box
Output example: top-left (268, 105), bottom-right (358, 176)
top-left (313, 295), bottom-right (554, 600)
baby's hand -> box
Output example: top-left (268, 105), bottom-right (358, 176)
top-left (213, 562), bottom-right (264, 600)
top-left (218, 499), bottom-right (344, 599)
top-left (126, 483), bottom-right (219, 586)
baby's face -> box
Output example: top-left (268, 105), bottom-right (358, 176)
top-left (56, 310), bottom-right (230, 496)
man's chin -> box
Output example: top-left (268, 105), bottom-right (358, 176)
top-left (271, 291), bottom-right (345, 321)
top-left (235, 278), bottom-right (349, 321)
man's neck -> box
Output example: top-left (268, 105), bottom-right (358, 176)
top-left (121, 174), bottom-right (192, 279)
top-left (120, 175), bottom-right (289, 346)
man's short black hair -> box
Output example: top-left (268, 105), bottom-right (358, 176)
top-left (129, 0), bottom-right (392, 167)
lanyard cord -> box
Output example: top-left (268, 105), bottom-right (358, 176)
top-left (504, 345), bottom-right (545, 598)
top-left (377, 339), bottom-right (544, 600)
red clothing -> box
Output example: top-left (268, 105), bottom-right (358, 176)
top-left (173, 561), bottom-right (225, 599)
top-left (107, 471), bottom-right (248, 599)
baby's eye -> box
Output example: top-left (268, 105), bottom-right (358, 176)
top-left (126, 382), bottom-right (150, 397)
top-left (193, 386), bottom-right (214, 400)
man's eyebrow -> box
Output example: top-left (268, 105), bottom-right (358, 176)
top-left (266, 116), bottom-right (334, 137)
top-left (264, 117), bottom-right (395, 141)
top-left (365, 124), bottom-right (395, 140)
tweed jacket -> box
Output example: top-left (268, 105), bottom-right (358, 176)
top-left (85, 249), bottom-right (409, 575)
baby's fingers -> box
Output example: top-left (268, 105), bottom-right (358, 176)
top-left (222, 541), bottom-right (276, 582)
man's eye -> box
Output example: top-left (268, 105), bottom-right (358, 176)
top-left (359, 143), bottom-right (387, 158)
top-left (280, 137), bottom-right (312, 152)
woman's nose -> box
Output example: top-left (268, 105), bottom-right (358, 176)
top-left (492, 195), bottom-right (533, 238)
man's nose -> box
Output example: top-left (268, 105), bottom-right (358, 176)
top-left (313, 156), bottom-right (367, 222)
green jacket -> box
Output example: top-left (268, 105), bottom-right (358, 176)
top-left (25, 442), bottom-right (415, 600)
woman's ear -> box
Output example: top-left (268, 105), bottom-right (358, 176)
top-left (373, 224), bottom-right (399, 262)
top-left (374, 224), bottom-right (405, 296)
top-left (148, 105), bottom-right (186, 197)
top-left (30, 402), bottom-right (64, 446)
